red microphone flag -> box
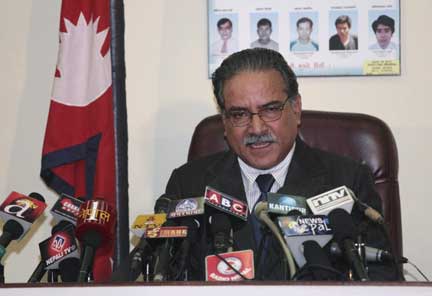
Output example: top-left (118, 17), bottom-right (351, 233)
top-left (41, 0), bottom-right (115, 281)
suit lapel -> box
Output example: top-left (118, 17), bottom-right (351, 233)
top-left (205, 151), bottom-right (247, 202)
top-left (279, 138), bottom-right (331, 198)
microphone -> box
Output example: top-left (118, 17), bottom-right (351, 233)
top-left (328, 208), bottom-right (369, 281)
top-left (205, 214), bottom-right (256, 281)
top-left (329, 242), bottom-right (403, 263)
top-left (0, 192), bottom-right (47, 259)
top-left (154, 195), bottom-right (172, 214)
top-left (153, 219), bottom-right (178, 281)
top-left (129, 234), bottom-right (153, 281)
top-left (45, 222), bottom-right (80, 279)
top-left (307, 186), bottom-right (384, 224)
top-left (28, 221), bottom-right (77, 283)
top-left (173, 218), bottom-right (200, 280)
top-left (59, 257), bottom-right (80, 282)
top-left (346, 188), bottom-right (384, 224)
top-left (0, 220), bottom-right (24, 258)
top-left (50, 195), bottom-right (82, 282)
top-left (277, 214), bottom-right (333, 268)
top-left (254, 202), bottom-right (296, 278)
top-left (267, 193), bottom-right (308, 216)
top-left (205, 186), bottom-right (248, 221)
top-left (128, 211), bottom-right (169, 281)
top-left (167, 197), bottom-right (205, 219)
top-left (75, 199), bottom-right (116, 282)
top-left (306, 186), bottom-right (354, 215)
top-left (210, 213), bottom-right (232, 254)
top-left (50, 194), bottom-right (84, 224)
top-left (29, 192), bottom-right (82, 284)
top-left (300, 240), bottom-right (341, 280)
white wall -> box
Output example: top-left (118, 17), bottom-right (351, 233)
top-left (0, 0), bottom-right (431, 283)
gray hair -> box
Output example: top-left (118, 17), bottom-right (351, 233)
top-left (211, 48), bottom-right (299, 111)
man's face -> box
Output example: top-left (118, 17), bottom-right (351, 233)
top-left (257, 25), bottom-right (272, 42)
top-left (218, 22), bottom-right (232, 41)
top-left (336, 22), bottom-right (350, 39)
top-left (297, 22), bottom-right (312, 42)
top-left (222, 70), bottom-right (301, 170)
top-left (375, 24), bottom-right (393, 48)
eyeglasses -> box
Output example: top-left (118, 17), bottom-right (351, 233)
top-left (224, 95), bottom-right (297, 127)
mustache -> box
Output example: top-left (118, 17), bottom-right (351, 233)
top-left (243, 133), bottom-right (276, 146)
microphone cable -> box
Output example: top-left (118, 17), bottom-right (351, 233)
top-left (254, 202), bottom-right (296, 279)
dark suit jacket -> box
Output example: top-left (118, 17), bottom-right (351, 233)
top-left (329, 34), bottom-right (358, 50)
top-left (164, 138), bottom-right (398, 281)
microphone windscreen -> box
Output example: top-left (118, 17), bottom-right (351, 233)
top-left (328, 208), bottom-right (357, 244)
top-left (301, 240), bottom-right (340, 280)
top-left (210, 213), bottom-right (231, 235)
top-left (75, 199), bottom-right (116, 244)
top-left (28, 192), bottom-right (46, 202)
top-left (154, 195), bottom-right (172, 213)
top-left (59, 257), bottom-right (80, 282)
top-left (287, 209), bottom-right (303, 216)
top-left (3, 220), bottom-right (24, 240)
top-left (81, 229), bottom-right (103, 248)
top-left (51, 220), bottom-right (74, 235)
top-left (303, 240), bottom-right (332, 267)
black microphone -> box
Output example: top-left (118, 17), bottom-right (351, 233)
top-left (174, 218), bottom-right (200, 280)
top-left (300, 240), bottom-right (341, 280)
top-left (75, 199), bottom-right (116, 282)
top-left (129, 235), bottom-right (153, 281)
top-left (55, 221), bottom-right (80, 282)
top-left (0, 220), bottom-right (24, 254)
top-left (28, 221), bottom-right (68, 283)
top-left (77, 230), bottom-right (102, 282)
top-left (154, 195), bottom-right (172, 214)
top-left (0, 192), bottom-right (46, 259)
top-left (28, 260), bottom-right (46, 283)
top-left (329, 242), bottom-right (404, 263)
top-left (59, 257), bottom-right (80, 282)
top-left (210, 213), bottom-right (232, 254)
top-left (153, 220), bottom-right (177, 281)
top-left (328, 208), bottom-right (369, 281)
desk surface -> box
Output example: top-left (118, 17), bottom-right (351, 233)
top-left (0, 281), bottom-right (431, 296)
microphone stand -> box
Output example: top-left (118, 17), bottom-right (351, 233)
top-left (48, 270), bottom-right (60, 282)
top-left (356, 234), bottom-right (367, 275)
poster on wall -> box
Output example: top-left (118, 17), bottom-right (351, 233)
top-left (207, 0), bottom-right (401, 77)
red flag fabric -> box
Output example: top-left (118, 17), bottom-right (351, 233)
top-left (41, 0), bottom-right (115, 281)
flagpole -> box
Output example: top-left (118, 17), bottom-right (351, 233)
top-left (110, 0), bottom-right (129, 270)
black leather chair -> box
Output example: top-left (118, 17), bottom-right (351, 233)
top-left (187, 110), bottom-right (402, 263)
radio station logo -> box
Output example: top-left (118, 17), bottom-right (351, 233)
top-left (50, 234), bottom-right (66, 251)
top-left (78, 203), bottom-right (111, 224)
top-left (278, 215), bottom-right (332, 236)
top-left (267, 193), bottom-right (307, 215)
top-left (204, 187), bottom-right (248, 221)
top-left (307, 186), bottom-right (353, 213)
top-left (205, 250), bottom-right (254, 281)
top-left (176, 198), bottom-right (198, 212)
top-left (144, 226), bottom-right (188, 238)
top-left (0, 192), bottom-right (46, 222)
top-left (168, 197), bottom-right (204, 218)
top-left (45, 230), bottom-right (78, 266)
top-left (60, 198), bottom-right (81, 217)
top-left (217, 257), bottom-right (242, 275)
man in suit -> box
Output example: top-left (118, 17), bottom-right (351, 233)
top-left (162, 48), bottom-right (399, 281)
